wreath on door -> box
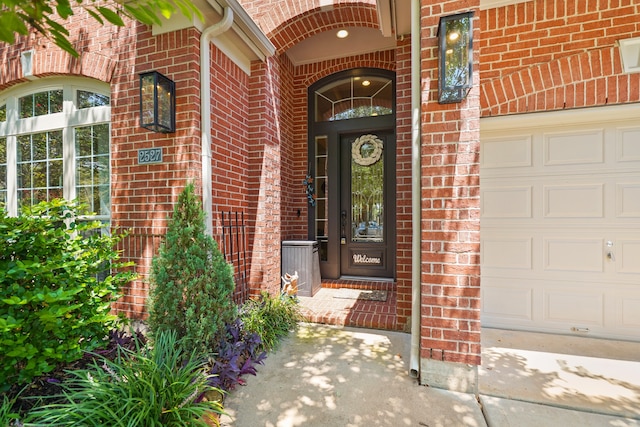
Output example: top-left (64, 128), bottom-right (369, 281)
top-left (352, 134), bottom-right (383, 166)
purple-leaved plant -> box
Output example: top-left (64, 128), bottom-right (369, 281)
top-left (208, 319), bottom-right (267, 391)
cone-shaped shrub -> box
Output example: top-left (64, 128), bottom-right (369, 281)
top-left (147, 183), bottom-right (235, 355)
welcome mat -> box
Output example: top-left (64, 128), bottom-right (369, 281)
top-left (333, 288), bottom-right (388, 302)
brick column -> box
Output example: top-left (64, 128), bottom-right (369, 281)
top-left (419, 0), bottom-right (481, 393)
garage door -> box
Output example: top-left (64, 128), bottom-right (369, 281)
top-left (480, 104), bottom-right (640, 342)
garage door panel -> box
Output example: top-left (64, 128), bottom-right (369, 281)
top-left (620, 297), bottom-right (640, 328)
top-left (544, 238), bottom-right (604, 273)
top-left (544, 290), bottom-right (603, 326)
top-left (482, 135), bottom-right (532, 169)
top-left (617, 126), bottom-right (640, 162)
top-left (619, 240), bottom-right (640, 274)
top-left (543, 183), bottom-right (604, 218)
top-left (617, 183), bottom-right (640, 218)
top-left (481, 186), bottom-right (532, 218)
top-left (543, 129), bottom-right (604, 166)
top-left (482, 282), bottom-right (532, 321)
top-left (482, 237), bottom-right (532, 270)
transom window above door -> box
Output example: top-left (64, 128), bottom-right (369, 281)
top-left (314, 74), bottom-right (393, 122)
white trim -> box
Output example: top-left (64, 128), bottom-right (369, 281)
top-left (481, 103), bottom-right (640, 132)
top-left (480, 0), bottom-right (530, 10)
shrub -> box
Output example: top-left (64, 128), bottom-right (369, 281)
top-left (0, 199), bottom-right (136, 390)
top-left (24, 330), bottom-right (224, 427)
top-left (240, 292), bottom-right (303, 352)
top-left (207, 318), bottom-right (267, 392)
top-left (147, 183), bottom-right (236, 356)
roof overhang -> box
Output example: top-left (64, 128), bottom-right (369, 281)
top-left (152, 0), bottom-right (275, 73)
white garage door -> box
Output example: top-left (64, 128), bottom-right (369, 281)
top-left (481, 104), bottom-right (640, 342)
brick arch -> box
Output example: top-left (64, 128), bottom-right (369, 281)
top-left (32, 50), bottom-right (118, 83)
top-left (299, 50), bottom-right (396, 88)
top-left (268, 2), bottom-right (380, 54)
top-left (480, 46), bottom-right (640, 117)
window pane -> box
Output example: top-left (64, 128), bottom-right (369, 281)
top-left (0, 137), bottom-right (6, 206)
top-left (50, 90), bottom-right (63, 113)
top-left (19, 95), bottom-right (33, 118)
top-left (49, 159), bottom-right (63, 187)
top-left (75, 124), bottom-right (110, 215)
top-left (351, 134), bottom-right (384, 243)
top-left (0, 137), bottom-right (6, 163)
top-left (0, 105), bottom-right (6, 122)
top-left (33, 134), bottom-right (47, 160)
top-left (49, 131), bottom-right (63, 158)
top-left (34, 92), bottom-right (48, 116)
top-left (32, 162), bottom-right (46, 187)
top-left (77, 90), bottom-right (110, 109)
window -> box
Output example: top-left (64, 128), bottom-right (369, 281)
top-left (0, 137), bottom-right (6, 205)
top-left (314, 74), bottom-right (393, 122)
top-left (0, 78), bottom-right (111, 220)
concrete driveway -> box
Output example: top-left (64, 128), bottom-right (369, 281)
top-left (220, 323), bottom-right (640, 427)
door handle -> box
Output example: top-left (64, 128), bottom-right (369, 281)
top-left (341, 210), bottom-right (347, 245)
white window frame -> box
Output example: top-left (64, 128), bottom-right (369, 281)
top-left (0, 77), bottom-right (110, 218)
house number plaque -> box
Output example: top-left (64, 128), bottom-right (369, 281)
top-left (138, 147), bottom-right (163, 164)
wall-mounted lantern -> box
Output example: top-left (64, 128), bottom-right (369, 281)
top-left (438, 12), bottom-right (474, 104)
top-left (140, 71), bottom-right (175, 133)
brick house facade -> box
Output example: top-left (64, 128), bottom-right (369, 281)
top-left (0, 0), bottom-right (638, 391)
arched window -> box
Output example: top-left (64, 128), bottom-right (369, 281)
top-left (0, 78), bottom-right (111, 223)
top-left (314, 73), bottom-right (393, 122)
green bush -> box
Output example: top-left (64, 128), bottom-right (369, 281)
top-left (147, 183), bottom-right (236, 355)
top-left (0, 199), bottom-right (136, 390)
top-left (24, 330), bottom-right (224, 427)
top-left (240, 291), bottom-right (303, 352)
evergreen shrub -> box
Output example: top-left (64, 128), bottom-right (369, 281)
top-left (147, 183), bottom-right (236, 355)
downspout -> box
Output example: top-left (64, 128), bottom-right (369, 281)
top-left (201, 6), bottom-right (234, 235)
top-left (409, 0), bottom-right (421, 379)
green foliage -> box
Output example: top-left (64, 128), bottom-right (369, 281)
top-left (147, 183), bottom-right (236, 356)
top-left (0, 0), bottom-right (203, 57)
top-left (0, 199), bottom-right (136, 390)
top-left (240, 292), bottom-right (303, 352)
top-left (24, 330), bottom-right (224, 427)
top-left (0, 393), bottom-right (20, 426)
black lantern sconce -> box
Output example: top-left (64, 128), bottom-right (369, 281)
top-left (140, 71), bottom-right (175, 133)
top-left (438, 12), bottom-right (474, 104)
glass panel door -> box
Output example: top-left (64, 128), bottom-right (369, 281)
top-left (340, 131), bottom-right (394, 277)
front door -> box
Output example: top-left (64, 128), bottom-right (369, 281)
top-left (308, 68), bottom-right (396, 280)
top-left (340, 131), bottom-right (394, 277)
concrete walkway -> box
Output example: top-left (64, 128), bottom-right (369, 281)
top-left (220, 324), bottom-right (640, 427)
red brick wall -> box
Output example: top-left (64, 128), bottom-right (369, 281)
top-left (394, 38), bottom-right (413, 331)
top-left (111, 25), bottom-right (203, 318)
top-left (480, 0), bottom-right (640, 116)
top-left (419, 0), bottom-right (482, 366)
top-left (247, 57), bottom-right (285, 295)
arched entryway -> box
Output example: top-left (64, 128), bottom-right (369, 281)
top-left (307, 68), bottom-right (396, 280)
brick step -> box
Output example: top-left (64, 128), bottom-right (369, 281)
top-left (321, 278), bottom-right (395, 292)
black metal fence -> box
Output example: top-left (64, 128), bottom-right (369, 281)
top-left (219, 211), bottom-right (249, 304)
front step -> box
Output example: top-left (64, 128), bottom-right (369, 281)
top-left (320, 277), bottom-right (395, 292)
top-left (297, 279), bottom-right (398, 330)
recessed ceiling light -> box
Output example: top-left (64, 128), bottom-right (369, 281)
top-left (448, 32), bottom-right (460, 42)
top-left (362, 80), bottom-right (371, 86)
top-left (336, 29), bottom-right (349, 39)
